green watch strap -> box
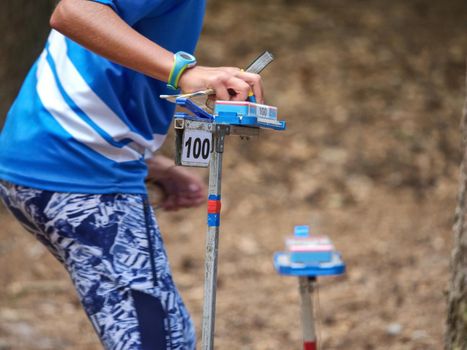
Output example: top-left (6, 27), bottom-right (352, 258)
top-left (167, 51), bottom-right (197, 90)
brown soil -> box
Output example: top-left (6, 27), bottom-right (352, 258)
top-left (1, 0), bottom-right (467, 349)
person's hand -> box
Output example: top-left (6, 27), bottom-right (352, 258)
top-left (178, 66), bottom-right (264, 103)
top-left (154, 166), bottom-right (206, 211)
top-left (146, 155), bottom-right (206, 211)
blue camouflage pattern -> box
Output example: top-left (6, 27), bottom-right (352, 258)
top-left (0, 181), bottom-right (195, 350)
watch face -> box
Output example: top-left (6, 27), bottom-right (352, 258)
top-left (180, 52), bottom-right (194, 60)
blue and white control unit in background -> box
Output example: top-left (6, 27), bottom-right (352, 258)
top-left (274, 225), bottom-right (345, 276)
top-left (274, 225), bottom-right (345, 350)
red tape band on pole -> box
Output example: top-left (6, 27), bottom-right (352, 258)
top-left (304, 341), bottom-right (317, 350)
top-left (207, 200), bottom-right (221, 214)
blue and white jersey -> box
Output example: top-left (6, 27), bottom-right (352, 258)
top-left (0, 0), bottom-right (206, 194)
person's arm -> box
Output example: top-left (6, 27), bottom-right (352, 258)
top-left (50, 0), bottom-right (264, 102)
top-left (146, 154), bottom-right (177, 182)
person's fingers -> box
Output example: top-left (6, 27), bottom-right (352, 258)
top-left (175, 197), bottom-right (194, 208)
top-left (234, 71), bottom-right (264, 103)
top-left (192, 195), bottom-right (206, 205)
top-left (178, 187), bottom-right (205, 201)
top-left (176, 191), bottom-right (204, 201)
top-left (179, 66), bottom-right (266, 103)
top-left (218, 66), bottom-right (242, 75)
top-left (173, 195), bottom-right (203, 209)
top-left (187, 182), bottom-right (201, 193)
top-left (184, 190), bottom-right (205, 199)
top-left (209, 75), bottom-right (231, 100)
top-left (163, 194), bottom-right (205, 210)
top-left (226, 77), bottom-right (250, 101)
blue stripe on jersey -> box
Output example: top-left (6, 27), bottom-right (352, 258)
top-left (45, 49), bottom-right (133, 151)
top-left (65, 37), bottom-right (176, 140)
top-left (45, 31), bottom-right (154, 156)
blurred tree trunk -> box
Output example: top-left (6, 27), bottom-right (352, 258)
top-left (0, 1), bottom-right (56, 123)
top-left (446, 71), bottom-right (467, 350)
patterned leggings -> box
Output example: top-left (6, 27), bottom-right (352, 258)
top-left (0, 181), bottom-right (195, 350)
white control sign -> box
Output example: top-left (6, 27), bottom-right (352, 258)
top-left (181, 129), bottom-right (212, 167)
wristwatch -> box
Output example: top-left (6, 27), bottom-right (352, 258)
top-left (167, 51), bottom-right (197, 90)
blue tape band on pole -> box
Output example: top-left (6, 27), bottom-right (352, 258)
top-left (208, 195), bottom-right (221, 201)
top-left (207, 213), bottom-right (220, 227)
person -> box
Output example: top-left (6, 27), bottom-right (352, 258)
top-left (0, 0), bottom-right (264, 349)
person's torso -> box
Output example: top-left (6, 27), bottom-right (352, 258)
top-left (0, 0), bottom-right (205, 194)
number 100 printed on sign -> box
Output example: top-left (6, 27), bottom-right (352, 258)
top-left (181, 129), bottom-right (212, 167)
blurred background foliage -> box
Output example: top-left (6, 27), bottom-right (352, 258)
top-left (1, 1), bottom-right (56, 119)
top-left (194, 0), bottom-right (467, 208)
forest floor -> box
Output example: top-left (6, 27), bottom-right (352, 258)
top-left (1, 0), bottom-right (467, 349)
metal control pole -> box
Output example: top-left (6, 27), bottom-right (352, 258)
top-left (298, 276), bottom-right (317, 350)
top-left (201, 124), bottom-right (228, 350)
top-left (170, 52), bottom-right (281, 349)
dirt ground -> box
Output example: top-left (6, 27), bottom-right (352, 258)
top-left (1, 0), bottom-right (467, 349)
